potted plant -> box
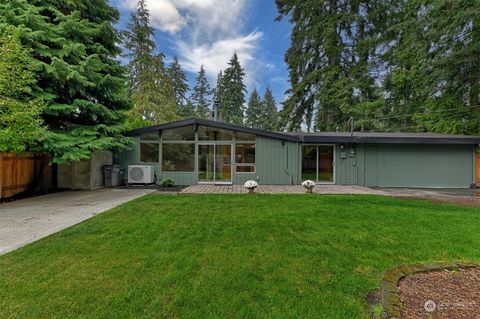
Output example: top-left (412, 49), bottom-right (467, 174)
top-left (244, 180), bottom-right (258, 193)
top-left (301, 180), bottom-right (315, 193)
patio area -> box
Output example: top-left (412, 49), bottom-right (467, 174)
top-left (180, 184), bottom-right (388, 195)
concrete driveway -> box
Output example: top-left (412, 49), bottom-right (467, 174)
top-left (0, 188), bottom-right (154, 255)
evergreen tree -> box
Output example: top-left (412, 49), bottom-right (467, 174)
top-left (123, 0), bottom-right (156, 93)
top-left (276, 0), bottom-right (382, 131)
top-left (260, 87), bottom-right (280, 131)
top-left (380, 0), bottom-right (480, 134)
top-left (178, 98), bottom-right (195, 118)
top-left (168, 56), bottom-right (189, 107)
top-left (213, 71), bottom-right (224, 103)
top-left (0, 27), bottom-right (45, 153)
top-left (123, 0), bottom-right (178, 128)
top-left (220, 53), bottom-right (247, 125)
top-left (0, 0), bottom-right (131, 162)
top-left (245, 89), bottom-right (262, 128)
top-left (191, 65), bottom-right (212, 118)
top-left (128, 55), bottom-right (179, 127)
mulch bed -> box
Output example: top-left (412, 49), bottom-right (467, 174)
top-left (398, 267), bottom-right (480, 318)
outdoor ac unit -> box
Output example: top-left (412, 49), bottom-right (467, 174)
top-left (128, 165), bottom-right (155, 184)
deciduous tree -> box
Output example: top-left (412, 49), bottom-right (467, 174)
top-left (0, 27), bottom-right (45, 153)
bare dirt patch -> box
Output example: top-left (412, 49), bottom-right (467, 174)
top-left (398, 267), bottom-right (480, 318)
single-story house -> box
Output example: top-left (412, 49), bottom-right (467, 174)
top-left (115, 118), bottom-right (480, 188)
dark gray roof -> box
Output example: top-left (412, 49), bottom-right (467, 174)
top-left (286, 131), bottom-right (480, 144)
top-left (126, 118), bottom-right (480, 145)
top-left (126, 118), bottom-right (299, 142)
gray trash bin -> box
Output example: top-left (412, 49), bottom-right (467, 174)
top-left (103, 165), bottom-right (121, 187)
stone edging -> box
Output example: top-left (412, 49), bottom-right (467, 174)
top-left (379, 262), bottom-right (479, 319)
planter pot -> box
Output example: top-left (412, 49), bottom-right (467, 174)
top-left (306, 188), bottom-right (314, 193)
top-left (248, 188), bottom-right (255, 194)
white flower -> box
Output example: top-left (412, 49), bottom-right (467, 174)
top-left (244, 180), bottom-right (258, 190)
top-left (302, 180), bottom-right (316, 189)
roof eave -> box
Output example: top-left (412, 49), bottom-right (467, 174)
top-left (124, 118), bottom-right (300, 142)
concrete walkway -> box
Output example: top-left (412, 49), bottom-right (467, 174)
top-left (180, 184), bottom-right (388, 195)
top-left (0, 188), bottom-right (154, 255)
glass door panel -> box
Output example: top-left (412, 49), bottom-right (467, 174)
top-left (215, 144), bottom-right (232, 183)
top-left (318, 146), bottom-right (334, 183)
top-left (197, 144), bottom-right (232, 183)
top-left (198, 144), bottom-right (214, 182)
top-left (302, 145), bottom-right (317, 180)
top-left (301, 145), bottom-right (334, 183)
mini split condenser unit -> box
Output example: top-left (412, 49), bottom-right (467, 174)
top-left (128, 165), bottom-right (155, 184)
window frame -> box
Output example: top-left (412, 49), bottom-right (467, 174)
top-left (160, 142), bottom-right (196, 173)
top-left (139, 132), bottom-right (160, 164)
top-left (197, 125), bottom-right (234, 141)
top-left (161, 125), bottom-right (195, 141)
top-left (234, 142), bottom-right (256, 174)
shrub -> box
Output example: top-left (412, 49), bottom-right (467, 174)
top-left (161, 177), bottom-right (175, 187)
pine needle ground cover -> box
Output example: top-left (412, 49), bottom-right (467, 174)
top-left (1, 194), bottom-right (479, 318)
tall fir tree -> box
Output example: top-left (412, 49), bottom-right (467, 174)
top-left (168, 56), bottom-right (189, 107)
top-left (379, 0), bottom-right (480, 134)
top-left (191, 65), bottom-right (212, 118)
top-left (276, 0), bottom-right (381, 131)
top-left (123, 0), bottom-right (155, 93)
top-left (245, 89), bottom-right (262, 128)
top-left (178, 98), bottom-right (195, 118)
top-left (213, 71), bottom-right (224, 102)
top-left (0, 0), bottom-right (131, 162)
top-left (260, 87), bottom-right (280, 131)
top-left (123, 0), bottom-right (178, 128)
top-left (220, 53), bottom-right (247, 125)
top-left (0, 26), bottom-right (45, 153)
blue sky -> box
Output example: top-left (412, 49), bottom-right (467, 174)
top-left (112, 0), bottom-right (292, 106)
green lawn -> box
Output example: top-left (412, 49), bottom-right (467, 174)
top-left (1, 194), bottom-right (479, 318)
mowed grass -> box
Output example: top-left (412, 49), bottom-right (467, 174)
top-left (1, 194), bottom-right (480, 319)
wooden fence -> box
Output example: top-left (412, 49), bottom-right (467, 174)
top-left (476, 153), bottom-right (480, 187)
top-left (0, 153), bottom-right (54, 200)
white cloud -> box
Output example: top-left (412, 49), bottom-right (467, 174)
top-left (178, 32), bottom-right (262, 81)
top-left (122, 0), bottom-right (247, 36)
top-left (122, 0), bottom-right (264, 89)
top-left (122, 0), bottom-right (186, 33)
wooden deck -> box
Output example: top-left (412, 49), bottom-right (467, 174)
top-left (180, 184), bottom-right (387, 195)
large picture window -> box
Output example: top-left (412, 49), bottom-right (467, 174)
top-left (236, 131), bottom-right (255, 141)
top-left (140, 131), bottom-right (160, 163)
top-left (162, 143), bottom-right (195, 172)
top-left (162, 126), bottom-right (195, 141)
top-left (198, 126), bottom-right (233, 141)
top-left (140, 143), bottom-right (159, 163)
top-left (235, 144), bottom-right (255, 173)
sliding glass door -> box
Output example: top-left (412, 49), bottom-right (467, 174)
top-left (198, 144), bottom-right (215, 182)
top-left (198, 144), bottom-right (232, 184)
top-left (301, 145), bottom-right (335, 183)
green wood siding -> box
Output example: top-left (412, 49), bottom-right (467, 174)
top-left (235, 136), bottom-right (299, 185)
top-left (335, 145), bottom-right (363, 185)
top-left (334, 144), bottom-right (474, 188)
top-left (362, 144), bottom-right (474, 188)
top-left (115, 135), bottom-right (474, 188)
